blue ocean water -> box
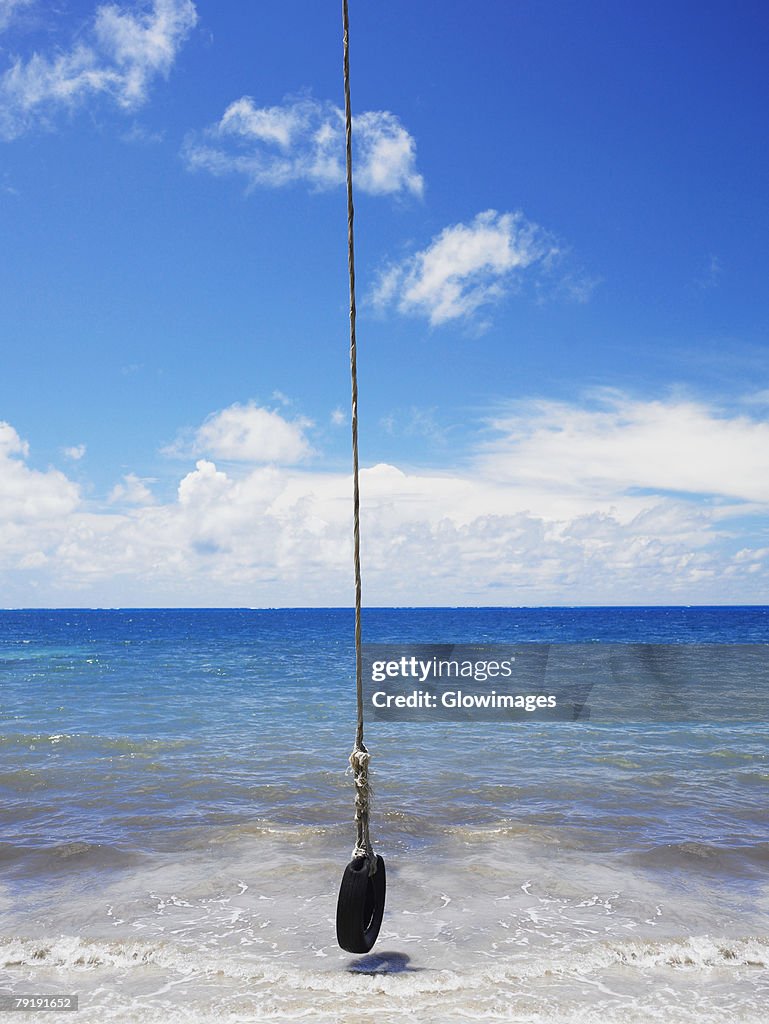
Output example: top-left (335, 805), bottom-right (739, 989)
top-left (1, 607), bottom-right (768, 1023)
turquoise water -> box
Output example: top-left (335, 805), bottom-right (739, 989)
top-left (1, 608), bottom-right (768, 1022)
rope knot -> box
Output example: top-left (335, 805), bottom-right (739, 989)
top-left (349, 744), bottom-right (370, 778)
top-left (349, 743), bottom-right (376, 873)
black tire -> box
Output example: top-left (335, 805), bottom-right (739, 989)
top-left (336, 854), bottom-right (386, 953)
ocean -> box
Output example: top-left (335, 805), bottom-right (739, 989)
top-left (1, 607), bottom-right (768, 1023)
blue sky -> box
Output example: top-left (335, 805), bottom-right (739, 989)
top-left (1, 0), bottom-right (769, 606)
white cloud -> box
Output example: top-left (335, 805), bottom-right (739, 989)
top-left (330, 408), bottom-right (346, 426)
top-left (165, 401), bottom-right (314, 464)
top-left (742, 389), bottom-right (769, 406)
top-left (480, 390), bottom-right (769, 505)
top-left (183, 95), bottom-right (424, 197)
top-left (372, 210), bottom-right (560, 325)
top-left (62, 444), bottom-right (86, 461)
top-left (379, 406), bottom-right (447, 445)
top-left (0, 0), bottom-right (33, 33)
top-left (108, 472), bottom-right (155, 506)
top-left (0, 420), bottom-right (28, 457)
top-left (0, 0), bottom-right (197, 140)
top-left (2, 395), bottom-right (769, 606)
top-left (0, 421), bottom-right (79, 523)
top-left (120, 120), bottom-right (164, 144)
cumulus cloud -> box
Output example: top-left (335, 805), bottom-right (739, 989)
top-left (0, 420), bottom-right (27, 457)
top-left (183, 95), bottom-right (424, 197)
top-left (2, 395), bottom-right (769, 606)
top-left (165, 401), bottom-right (314, 464)
top-left (0, 421), bottom-right (80, 523)
top-left (108, 472), bottom-right (155, 506)
top-left (62, 444), bottom-right (86, 461)
top-left (0, 0), bottom-right (197, 140)
top-left (372, 209), bottom-right (562, 326)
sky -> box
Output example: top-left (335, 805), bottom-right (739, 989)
top-left (1, 0), bottom-right (769, 607)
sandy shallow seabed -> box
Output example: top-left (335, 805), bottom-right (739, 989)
top-left (2, 826), bottom-right (767, 1024)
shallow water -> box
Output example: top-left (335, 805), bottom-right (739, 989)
top-left (1, 608), bottom-right (768, 1021)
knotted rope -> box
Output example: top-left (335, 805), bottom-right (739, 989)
top-left (343, 0), bottom-right (376, 874)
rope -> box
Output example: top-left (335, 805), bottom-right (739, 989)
top-left (342, 0), bottom-right (375, 874)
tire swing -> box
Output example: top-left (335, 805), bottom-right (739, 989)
top-left (335, 0), bottom-right (386, 956)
